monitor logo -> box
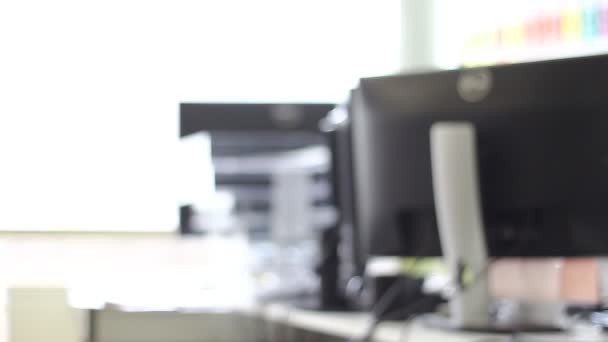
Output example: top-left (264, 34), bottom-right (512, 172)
top-left (457, 68), bottom-right (492, 103)
top-left (270, 104), bottom-right (303, 128)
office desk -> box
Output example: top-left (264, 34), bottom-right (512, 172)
top-left (259, 304), bottom-right (608, 342)
top-left (84, 305), bottom-right (476, 342)
top-left (65, 280), bottom-right (607, 342)
top-left (69, 289), bottom-right (258, 342)
top-left (259, 304), bottom-right (498, 342)
top-left (79, 301), bottom-right (606, 342)
top-left (87, 309), bottom-right (256, 342)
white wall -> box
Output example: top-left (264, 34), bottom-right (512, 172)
top-left (0, 0), bottom-right (402, 232)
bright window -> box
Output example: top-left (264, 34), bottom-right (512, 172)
top-left (0, 0), bottom-right (401, 231)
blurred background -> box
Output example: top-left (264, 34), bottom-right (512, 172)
top-left (1, 0), bottom-right (608, 341)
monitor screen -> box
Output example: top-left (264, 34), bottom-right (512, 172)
top-left (351, 55), bottom-right (608, 259)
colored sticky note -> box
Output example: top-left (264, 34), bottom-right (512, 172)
top-left (561, 6), bottom-right (582, 40)
top-left (600, 5), bottom-right (608, 36)
top-left (560, 258), bottom-right (599, 304)
top-left (540, 15), bottom-right (561, 43)
top-left (481, 30), bottom-right (497, 49)
top-left (503, 23), bottom-right (526, 47)
top-left (582, 3), bottom-right (599, 39)
top-left (526, 16), bottom-right (544, 46)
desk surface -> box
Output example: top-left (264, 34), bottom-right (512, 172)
top-left (261, 304), bottom-right (490, 342)
top-left (260, 304), bottom-right (608, 342)
top-left (73, 291), bottom-right (608, 342)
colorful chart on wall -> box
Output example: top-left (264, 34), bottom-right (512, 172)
top-left (460, 0), bottom-right (608, 66)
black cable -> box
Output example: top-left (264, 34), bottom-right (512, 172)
top-left (346, 259), bottom-right (422, 342)
top-left (349, 261), bottom-right (491, 342)
top-left (390, 216), bottom-right (540, 342)
top-left (395, 257), bottom-right (502, 342)
top-left (350, 317), bottom-right (380, 342)
top-left (399, 314), bottom-right (417, 342)
top-left (346, 279), bottom-right (405, 342)
top-left (350, 232), bottom-right (530, 342)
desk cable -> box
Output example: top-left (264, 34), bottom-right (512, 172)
top-left (348, 257), bottom-right (498, 342)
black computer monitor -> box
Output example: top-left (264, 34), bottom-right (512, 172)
top-left (350, 54), bottom-right (608, 260)
top-left (323, 103), bottom-right (366, 283)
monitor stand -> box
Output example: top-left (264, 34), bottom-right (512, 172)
top-left (425, 122), bottom-right (566, 333)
